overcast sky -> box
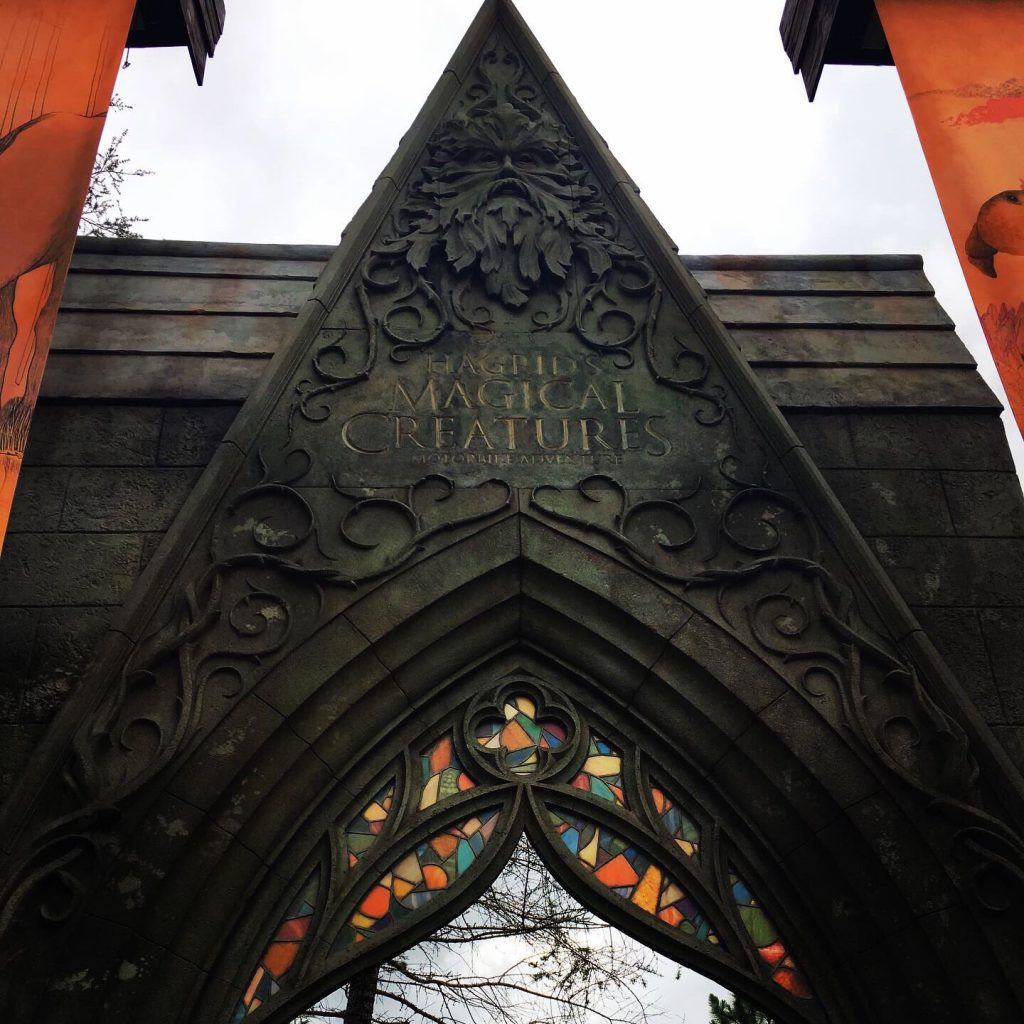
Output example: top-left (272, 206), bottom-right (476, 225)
top-left (102, 2), bottom-right (1017, 1016)
top-left (108, 0), bottom-right (1023, 472)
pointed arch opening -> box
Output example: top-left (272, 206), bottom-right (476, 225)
top-left (213, 672), bottom-right (827, 1024)
top-left (12, 521), bottom-right (1010, 1024)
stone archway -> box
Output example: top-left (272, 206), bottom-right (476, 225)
top-left (1, 2), bottom-right (1023, 1022)
top-left (4, 530), bottom-right (1017, 1023)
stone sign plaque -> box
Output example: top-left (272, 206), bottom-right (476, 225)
top-left (271, 41), bottom-right (746, 493)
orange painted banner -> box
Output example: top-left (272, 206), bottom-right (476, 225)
top-left (0, 0), bottom-right (135, 551)
top-left (876, 0), bottom-right (1024, 435)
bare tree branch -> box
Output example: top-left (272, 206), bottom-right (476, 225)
top-left (299, 837), bottom-right (662, 1024)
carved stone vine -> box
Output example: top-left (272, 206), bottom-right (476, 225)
top-left (528, 469), bottom-right (1024, 909)
top-left (0, 470), bottom-right (513, 944)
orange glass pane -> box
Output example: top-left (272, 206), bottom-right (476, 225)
top-left (262, 941), bottom-right (299, 978)
top-left (359, 884), bottom-right (391, 919)
top-left (422, 864), bottom-right (449, 890)
top-left (594, 852), bottom-right (640, 888)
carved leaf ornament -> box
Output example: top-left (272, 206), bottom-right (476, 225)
top-left (229, 680), bottom-right (815, 1023)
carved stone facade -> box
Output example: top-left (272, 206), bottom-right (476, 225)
top-left (1, 1), bottom-right (1023, 1022)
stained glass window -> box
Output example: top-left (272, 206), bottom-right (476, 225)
top-left (651, 785), bottom-right (700, 857)
top-left (230, 685), bottom-right (822, 1023)
top-left (570, 733), bottom-right (625, 805)
top-left (344, 780), bottom-right (396, 867)
top-left (233, 870), bottom-right (320, 1021)
top-left (419, 734), bottom-right (476, 809)
top-left (730, 873), bottom-right (812, 999)
top-left (474, 693), bottom-right (568, 775)
top-left (335, 809), bottom-right (501, 950)
top-left (548, 809), bottom-right (718, 944)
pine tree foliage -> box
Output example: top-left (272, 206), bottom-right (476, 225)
top-left (707, 992), bottom-right (776, 1024)
top-left (79, 95), bottom-right (151, 238)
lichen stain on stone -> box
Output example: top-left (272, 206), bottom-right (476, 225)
top-left (117, 961), bottom-right (140, 981)
top-left (221, 791), bottom-right (247, 832)
top-left (233, 517), bottom-right (295, 547)
top-left (210, 727), bottom-right (247, 757)
top-left (871, 481), bottom-right (898, 507)
top-left (157, 814), bottom-right (189, 837)
top-left (124, 849), bottom-right (166, 880)
top-left (117, 874), bottom-right (144, 909)
top-left (52, 970), bottom-right (96, 992)
top-left (259, 603), bottom-right (284, 621)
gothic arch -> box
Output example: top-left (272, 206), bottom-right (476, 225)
top-left (2, 1), bottom-right (1024, 1021)
top-left (4, 526), bottom-right (1018, 1024)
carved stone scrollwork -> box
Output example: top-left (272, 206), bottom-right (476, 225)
top-left (528, 470), bottom-right (1024, 910)
top-left (67, 472), bottom-right (513, 805)
top-left (0, 470), bottom-right (513, 949)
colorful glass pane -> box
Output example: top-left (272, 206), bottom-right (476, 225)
top-left (233, 869), bottom-right (320, 1021)
top-left (419, 733), bottom-right (476, 810)
top-left (343, 780), bottom-right (396, 868)
top-left (570, 733), bottom-right (625, 805)
top-left (335, 809), bottom-right (501, 950)
top-left (474, 694), bottom-right (568, 775)
top-left (548, 809), bottom-right (718, 944)
top-left (650, 784), bottom-right (700, 856)
top-left (730, 873), bottom-right (813, 1000)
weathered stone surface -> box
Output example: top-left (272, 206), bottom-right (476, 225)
top-left (0, 724), bottom-right (45, 803)
top-left (158, 406), bottom-right (239, 466)
top-left (54, 310), bottom-right (293, 355)
top-left (0, 606), bottom-right (111, 724)
top-left (870, 536), bottom-right (1024, 606)
top-left (784, 411), bottom-right (855, 467)
top-left (61, 270), bottom-right (312, 315)
top-left (979, 609), bottom-right (1024, 721)
top-left (22, 405), bottom-right (162, 466)
top-left (0, 534), bottom-right (143, 606)
top-left (824, 468), bottom-right (953, 536)
top-left (5, 468), bottom-right (70, 533)
top-left (167, 695), bottom-right (286, 814)
top-left (0, 608), bottom-right (38, 708)
top-left (23, 608), bottom-right (111, 718)
top-left (992, 724), bottom-right (1024, 770)
top-left (762, 365), bottom-right (998, 410)
top-left (140, 533), bottom-right (164, 572)
top-left (733, 327), bottom-right (971, 365)
top-left (942, 471), bottom-right (1024, 537)
top-left (847, 412), bottom-right (1014, 471)
top-left (61, 468), bottom-right (200, 532)
top-left (914, 608), bottom-right (1006, 723)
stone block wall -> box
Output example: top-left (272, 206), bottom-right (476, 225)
top-left (1, 239), bottom-right (1022, 804)
top-left (0, 403), bottom-right (236, 799)
top-left (791, 409), bottom-right (1024, 769)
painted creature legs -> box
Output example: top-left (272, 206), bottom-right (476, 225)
top-left (1, 261), bottom-right (56, 408)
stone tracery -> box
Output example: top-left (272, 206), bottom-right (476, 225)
top-left (228, 678), bottom-right (815, 1023)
